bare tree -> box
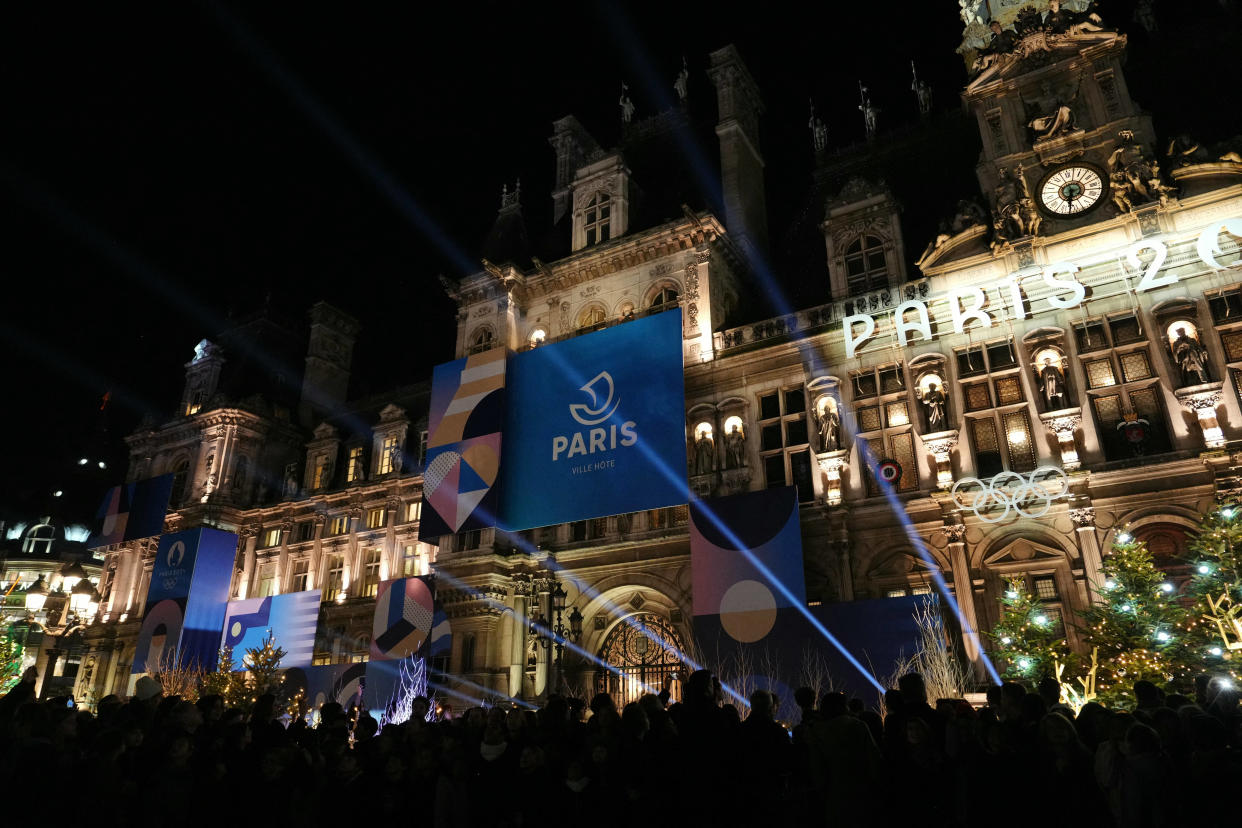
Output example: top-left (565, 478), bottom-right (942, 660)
top-left (151, 649), bottom-right (204, 702)
top-left (885, 601), bottom-right (972, 702)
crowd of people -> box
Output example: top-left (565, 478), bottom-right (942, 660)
top-left (0, 665), bottom-right (1239, 827)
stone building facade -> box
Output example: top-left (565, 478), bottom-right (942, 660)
top-left (43, 16), bottom-right (1242, 705)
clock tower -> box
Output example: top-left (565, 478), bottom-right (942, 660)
top-left (960, 4), bottom-right (1167, 247)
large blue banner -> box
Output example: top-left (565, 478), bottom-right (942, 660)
top-left (221, 590), bottom-right (321, 669)
top-left (87, 474), bottom-right (174, 548)
top-left (132, 527), bottom-right (236, 674)
top-left (498, 310), bottom-right (686, 531)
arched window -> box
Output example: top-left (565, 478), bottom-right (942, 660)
top-left (468, 326), bottom-right (495, 355)
top-left (649, 286), bottom-right (679, 312)
top-left (22, 524), bottom-right (55, 555)
top-left (170, 458), bottom-right (190, 506)
top-left (578, 306), bottom-right (607, 331)
top-left (844, 235), bottom-right (888, 295)
top-left (528, 327), bottom-right (547, 349)
top-left (584, 193), bottom-right (611, 246)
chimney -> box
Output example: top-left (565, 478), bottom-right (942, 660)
top-left (707, 45), bottom-right (769, 265)
top-left (299, 302), bottom-right (361, 426)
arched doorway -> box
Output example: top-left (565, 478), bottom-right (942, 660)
top-left (595, 613), bottom-right (686, 708)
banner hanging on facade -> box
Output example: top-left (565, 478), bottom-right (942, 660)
top-left (87, 473), bottom-right (174, 548)
top-left (131, 527), bottom-right (236, 674)
top-left (419, 347), bottom-right (507, 542)
top-left (498, 310), bottom-right (686, 531)
top-left (220, 590), bottom-right (321, 669)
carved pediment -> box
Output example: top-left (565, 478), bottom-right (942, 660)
top-left (312, 422), bottom-right (339, 440)
top-left (983, 537), bottom-right (1066, 566)
top-left (967, 31), bottom-right (1123, 91)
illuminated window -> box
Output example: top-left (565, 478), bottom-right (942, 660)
top-left (584, 192), bottom-right (611, 246)
top-left (365, 508), bottom-right (386, 530)
top-left (377, 434), bottom-right (399, 475)
top-left (312, 454), bottom-right (330, 490)
top-left (468, 327), bottom-right (495, 355)
top-left (359, 549), bottom-right (382, 598)
top-left (262, 527), bottom-right (282, 548)
top-left (323, 555), bottom-right (345, 602)
top-left (578, 306), bottom-right (607, 331)
top-left (22, 524), bottom-right (55, 556)
top-left (405, 501), bottom-right (422, 523)
top-left (401, 543), bottom-right (430, 577)
top-left (1076, 316), bottom-right (1171, 461)
top-left (528, 327), bottom-right (547, 348)
top-left (757, 386), bottom-right (814, 501)
top-left (290, 559), bottom-right (310, 593)
top-left (843, 235), bottom-right (888, 296)
top-left (346, 446), bottom-right (365, 482)
top-left (256, 562), bottom-right (278, 598)
top-left (850, 365), bottom-right (918, 495)
top-left (328, 515), bottom-right (350, 536)
top-left (185, 391), bottom-right (204, 417)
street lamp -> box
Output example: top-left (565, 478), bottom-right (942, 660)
top-left (69, 578), bottom-right (95, 616)
top-left (59, 562), bottom-right (87, 593)
top-left (25, 576), bottom-right (48, 613)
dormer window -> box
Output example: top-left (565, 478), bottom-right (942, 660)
top-left (578, 306), bottom-right (607, 331)
top-left (346, 446), bottom-right (365, 483)
top-left (845, 235), bottom-right (888, 295)
top-left (584, 193), bottom-right (611, 246)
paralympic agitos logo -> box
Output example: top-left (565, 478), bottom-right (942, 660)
top-left (552, 371), bottom-right (637, 462)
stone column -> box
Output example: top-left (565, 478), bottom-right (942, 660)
top-left (921, 430), bottom-right (960, 490)
top-left (534, 580), bottom-right (552, 697)
top-left (237, 528), bottom-right (259, 600)
top-left (944, 523), bottom-right (982, 664)
top-left (1039, 408), bottom-right (1083, 470)
top-left (1070, 507), bottom-right (1104, 603)
top-left (509, 577), bottom-right (531, 698)
top-left (817, 449), bottom-right (849, 506)
top-left (1174, 382), bottom-right (1226, 449)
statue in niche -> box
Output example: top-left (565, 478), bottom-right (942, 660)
top-left (1037, 355), bottom-right (1070, 410)
top-left (1171, 325), bottom-right (1212, 386)
top-left (693, 430), bottom-right (715, 476)
top-left (815, 399), bottom-right (840, 452)
top-left (725, 423), bottom-right (747, 469)
top-left (389, 444), bottom-right (404, 474)
top-left (1026, 81), bottom-right (1079, 141)
top-left (915, 379), bottom-right (947, 432)
top-left (283, 463), bottom-right (299, 498)
top-left (674, 57), bottom-right (689, 102)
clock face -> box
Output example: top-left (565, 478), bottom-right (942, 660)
top-left (1040, 166), bottom-right (1105, 216)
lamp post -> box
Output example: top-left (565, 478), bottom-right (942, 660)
top-left (26, 573), bottom-right (96, 700)
top-left (548, 583), bottom-right (584, 696)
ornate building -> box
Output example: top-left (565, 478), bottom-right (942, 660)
top-left (28, 7), bottom-right (1242, 705)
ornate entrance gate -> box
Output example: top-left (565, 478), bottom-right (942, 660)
top-left (595, 613), bottom-right (686, 708)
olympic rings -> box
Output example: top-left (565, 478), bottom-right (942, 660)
top-left (950, 466), bottom-right (1070, 523)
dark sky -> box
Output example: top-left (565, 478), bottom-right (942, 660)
top-left (3, 0), bottom-right (1237, 516)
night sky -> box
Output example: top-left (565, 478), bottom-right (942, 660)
top-left (3, 1), bottom-right (1238, 518)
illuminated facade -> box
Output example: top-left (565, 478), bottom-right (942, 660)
top-left (34, 13), bottom-right (1242, 704)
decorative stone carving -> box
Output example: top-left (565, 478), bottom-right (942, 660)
top-left (817, 449), bottom-right (849, 506)
top-left (992, 165), bottom-right (1041, 250)
top-left (1039, 407), bottom-right (1083, 470)
top-left (1107, 130), bottom-right (1175, 212)
top-left (921, 430), bottom-right (959, 489)
top-left (1174, 382), bottom-right (1226, 449)
top-left (943, 523), bottom-right (967, 544)
top-left (1069, 507), bottom-right (1096, 528)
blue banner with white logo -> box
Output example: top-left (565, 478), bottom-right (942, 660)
top-left (132, 527), bottom-right (236, 674)
top-left (497, 310), bottom-right (686, 531)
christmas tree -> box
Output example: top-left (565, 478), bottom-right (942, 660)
top-left (242, 632), bottom-right (287, 705)
top-left (1080, 529), bottom-right (1186, 704)
top-left (200, 645), bottom-right (248, 707)
top-left (0, 628), bottom-right (24, 694)
top-left (1179, 502), bottom-right (1242, 684)
top-left (989, 575), bottom-right (1072, 682)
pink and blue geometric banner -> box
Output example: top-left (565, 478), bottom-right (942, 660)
top-left (221, 589), bottom-right (321, 669)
